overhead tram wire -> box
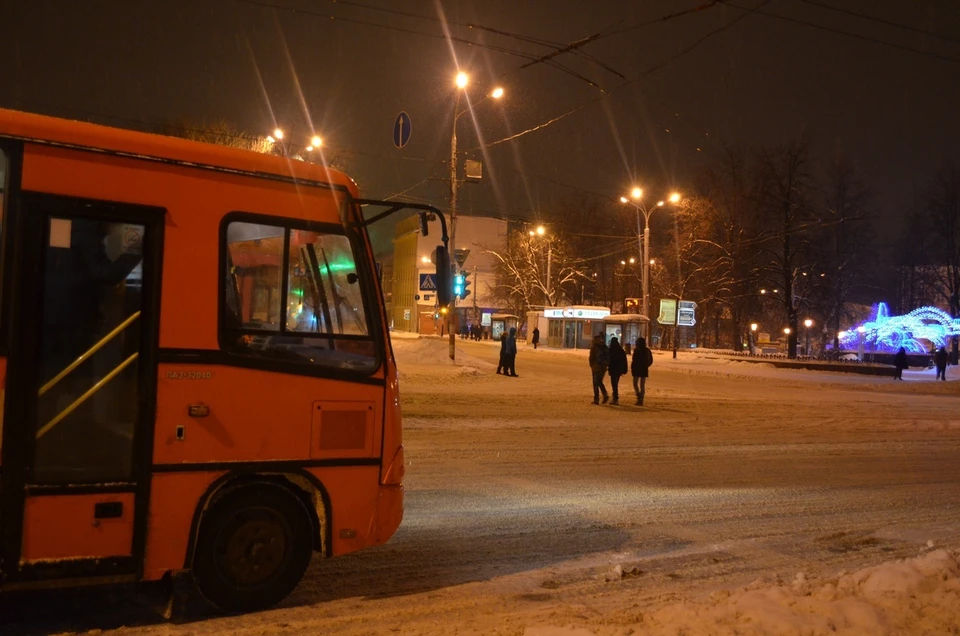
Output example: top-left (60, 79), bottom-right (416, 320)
top-left (479, 0), bottom-right (773, 151)
top-left (518, 1), bottom-right (724, 72)
top-left (324, 0), bottom-right (626, 78)
top-left (725, 1), bottom-right (960, 64)
top-left (234, 0), bottom-right (616, 92)
top-left (799, 0), bottom-right (960, 47)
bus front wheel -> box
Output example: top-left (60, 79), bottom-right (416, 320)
top-left (192, 482), bottom-right (314, 613)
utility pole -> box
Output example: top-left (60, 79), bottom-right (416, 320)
top-left (448, 90), bottom-right (461, 361)
top-left (545, 242), bottom-right (553, 306)
top-left (673, 211), bottom-right (682, 359)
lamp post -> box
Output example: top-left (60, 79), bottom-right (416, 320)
top-left (529, 225), bottom-right (552, 306)
top-left (804, 318), bottom-right (813, 357)
top-left (783, 327), bottom-right (792, 355)
top-left (447, 71), bottom-right (504, 360)
top-left (620, 190), bottom-right (680, 340)
top-left (750, 322), bottom-right (758, 354)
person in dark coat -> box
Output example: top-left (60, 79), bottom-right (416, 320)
top-left (531, 327), bottom-right (540, 350)
top-left (893, 346), bottom-right (908, 380)
top-left (588, 334), bottom-right (610, 404)
top-left (607, 337), bottom-right (628, 405)
top-left (496, 332), bottom-right (506, 374)
top-left (631, 336), bottom-right (654, 405)
top-left (935, 346), bottom-right (948, 381)
top-left (503, 327), bottom-right (518, 377)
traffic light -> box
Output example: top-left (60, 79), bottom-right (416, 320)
top-left (453, 272), bottom-right (465, 298)
top-left (461, 274), bottom-right (471, 300)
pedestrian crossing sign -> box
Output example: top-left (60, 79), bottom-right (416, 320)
top-left (419, 273), bottom-right (437, 291)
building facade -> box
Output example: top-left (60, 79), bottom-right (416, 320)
top-left (391, 215), bottom-right (509, 334)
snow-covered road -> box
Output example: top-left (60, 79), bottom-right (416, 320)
top-left (6, 337), bottom-right (960, 635)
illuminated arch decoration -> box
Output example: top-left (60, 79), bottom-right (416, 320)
top-left (838, 302), bottom-right (960, 353)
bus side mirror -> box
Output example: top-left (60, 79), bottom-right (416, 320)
top-left (435, 245), bottom-right (451, 307)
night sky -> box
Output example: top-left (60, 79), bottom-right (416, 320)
top-left (2, 0), bottom-right (958, 233)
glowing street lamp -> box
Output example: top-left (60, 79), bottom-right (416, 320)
top-left (803, 318), bottom-right (814, 357)
top-left (620, 187), bottom-right (681, 339)
top-left (448, 70), bottom-right (507, 360)
top-left (749, 322), bottom-right (758, 354)
top-left (530, 225), bottom-right (553, 305)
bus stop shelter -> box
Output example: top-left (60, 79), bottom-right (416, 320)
top-left (603, 314), bottom-right (650, 353)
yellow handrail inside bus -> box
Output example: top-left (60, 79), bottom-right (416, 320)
top-left (36, 352), bottom-right (139, 439)
top-left (38, 311), bottom-right (141, 397)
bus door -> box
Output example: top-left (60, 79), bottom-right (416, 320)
top-left (0, 192), bottom-right (163, 586)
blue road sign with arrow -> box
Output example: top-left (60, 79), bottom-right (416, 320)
top-left (393, 112), bottom-right (411, 149)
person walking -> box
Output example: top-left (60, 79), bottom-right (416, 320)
top-left (935, 346), bottom-right (948, 381)
top-left (503, 327), bottom-right (518, 377)
top-left (608, 337), bottom-right (628, 405)
top-left (893, 346), bottom-right (908, 380)
top-left (631, 336), bottom-right (654, 405)
top-left (496, 331), bottom-right (507, 375)
top-left (588, 334), bottom-right (610, 404)
top-left (531, 327), bottom-right (540, 350)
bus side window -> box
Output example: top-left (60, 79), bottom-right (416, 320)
top-left (221, 218), bottom-right (377, 373)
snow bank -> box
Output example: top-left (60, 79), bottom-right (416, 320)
top-left (392, 336), bottom-right (493, 381)
top-left (528, 548), bottom-right (960, 635)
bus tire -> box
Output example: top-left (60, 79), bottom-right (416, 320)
top-left (192, 482), bottom-right (314, 613)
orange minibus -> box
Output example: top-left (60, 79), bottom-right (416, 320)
top-left (0, 108), bottom-right (449, 612)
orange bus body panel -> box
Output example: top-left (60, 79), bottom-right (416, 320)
top-left (21, 493), bottom-right (136, 561)
top-left (0, 108), bottom-right (403, 589)
top-left (21, 143), bottom-right (353, 351)
top-left (143, 473), bottom-right (219, 580)
top-left (154, 365), bottom-right (384, 464)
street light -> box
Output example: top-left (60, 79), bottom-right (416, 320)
top-left (531, 226), bottom-right (553, 306)
top-left (447, 71), bottom-right (506, 360)
top-left (620, 188), bottom-right (681, 339)
top-left (804, 318), bottom-right (813, 357)
top-left (750, 322), bottom-right (758, 354)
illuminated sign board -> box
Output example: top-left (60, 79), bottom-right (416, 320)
top-left (544, 307), bottom-right (610, 320)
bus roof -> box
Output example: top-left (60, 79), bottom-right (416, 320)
top-left (0, 108), bottom-right (359, 195)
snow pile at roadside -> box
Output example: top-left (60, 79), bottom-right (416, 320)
top-left (392, 336), bottom-right (492, 379)
top-left (529, 548), bottom-right (960, 635)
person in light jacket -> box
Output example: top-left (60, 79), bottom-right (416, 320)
top-left (631, 337), bottom-right (654, 405)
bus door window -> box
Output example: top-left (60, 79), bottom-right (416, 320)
top-left (34, 217), bottom-right (144, 484)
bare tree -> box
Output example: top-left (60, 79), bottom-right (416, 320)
top-left (689, 146), bottom-right (764, 351)
top-left (173, 118), bottom-right (273, 153)
top-left (815, 156), bottom-right (873, 351)
top-left (484, 227), bottom-right (587, 318)
top-left (754, 141), bottom-right (816, 359)
top-left (924, 162), bottom-right (960, 362)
